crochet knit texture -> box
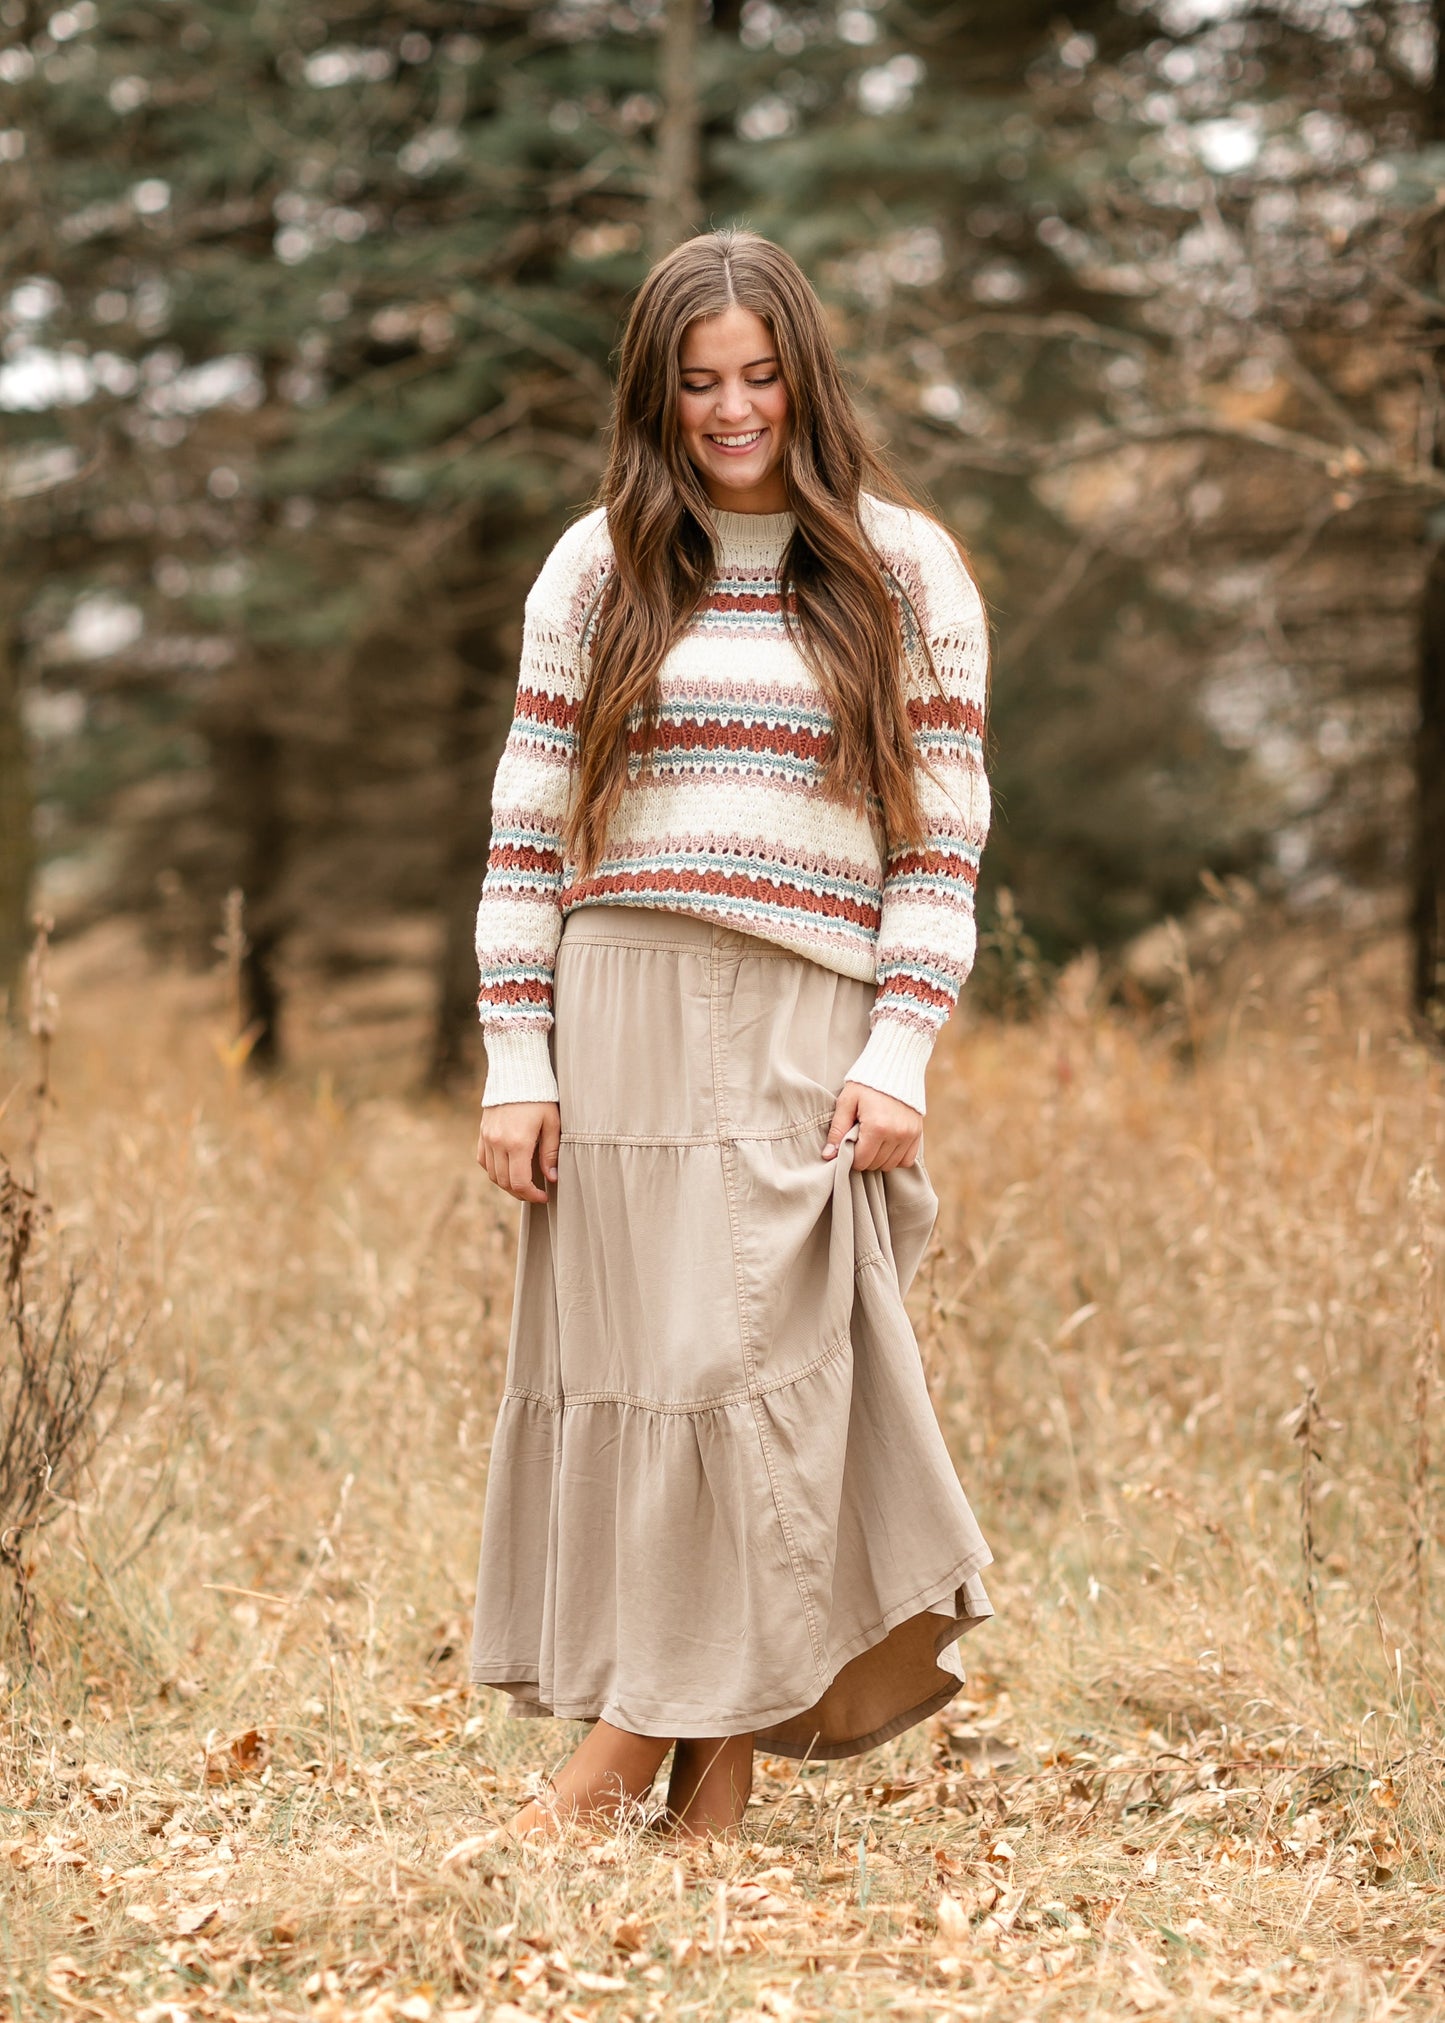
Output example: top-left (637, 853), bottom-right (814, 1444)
top-left (475, 494), bottom-right (991, 1116)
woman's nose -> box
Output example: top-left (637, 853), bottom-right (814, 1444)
top-left (713, 383), bottom-right (752, 422)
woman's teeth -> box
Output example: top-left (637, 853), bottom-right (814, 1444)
top-left (709, 430), bottom-right (763, 448)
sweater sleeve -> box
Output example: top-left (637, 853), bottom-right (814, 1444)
top-left (475, 508), bottom-right (608, 1107)
top-left (843, 512), bottom-right (991, 1115)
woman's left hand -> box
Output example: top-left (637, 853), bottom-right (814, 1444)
top-left (822, 1080), bottom-right (923, 1171)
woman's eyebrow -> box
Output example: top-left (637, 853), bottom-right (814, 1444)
top-left (680, 355), bottom-right (778, 374)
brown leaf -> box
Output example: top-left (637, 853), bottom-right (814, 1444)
top-left (174, 1903), bottom-right (220, 1936)
top-left (204, 1727), bottom-right (269, 1784)
top-left (439, 1831), bottom-right (502, 1870)
top-left (728, 1882), bottom-right (796, 1918)
top-left (937, 1893), bottom-right (972, 1942)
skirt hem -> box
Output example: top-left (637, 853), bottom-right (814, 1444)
top-left (470, 1544), bottom-right (994, 1759)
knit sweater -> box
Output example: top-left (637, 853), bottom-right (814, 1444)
top-left (475, 493), bottom-right (990, 1116)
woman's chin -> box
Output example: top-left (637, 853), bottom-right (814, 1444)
top-left (700, 463), bottom-right (787, 510)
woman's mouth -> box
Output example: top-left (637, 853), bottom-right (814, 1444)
top-left (706, 429), bottom-right (766, 455)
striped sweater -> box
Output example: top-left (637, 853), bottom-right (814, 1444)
top-left (475, 494), bottom-right (990, 1116)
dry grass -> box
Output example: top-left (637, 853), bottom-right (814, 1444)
top-left (2, 916), bottom-right (1444, 2023)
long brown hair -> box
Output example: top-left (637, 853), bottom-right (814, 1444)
top-left (564, 228), bottom-right (967, 876)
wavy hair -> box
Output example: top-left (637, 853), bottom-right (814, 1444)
top-left (563, 228), bottom-right (973, 876)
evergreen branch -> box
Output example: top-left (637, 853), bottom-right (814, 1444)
top-left (927, 311), bottom-right (1154, 357)
top-left (905, 409), bottom-right (1445, 495)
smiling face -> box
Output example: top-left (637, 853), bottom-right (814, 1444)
top-left (677, 304), bottom-right (791, 515)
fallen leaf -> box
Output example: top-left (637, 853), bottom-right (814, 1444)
top-left (174, 1904), bottom-right (220, 1936)
top-left (125, 1904), bottom-right (159, 1925)
top-left (439, 1832), bottom-right (501, 1870)
top-left (938, 1893), bottom-right (972, 1942)
top-left (728, 1882), bottom-right (795, 1917)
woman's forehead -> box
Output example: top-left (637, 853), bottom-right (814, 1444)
top-left (679, 305), bottom-right (775, 371)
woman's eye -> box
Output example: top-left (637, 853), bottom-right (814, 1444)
top-left (747, 376), bottom-right (778, 388)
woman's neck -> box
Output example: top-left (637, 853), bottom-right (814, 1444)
top-left (699, 472), bottom-right (790, 515)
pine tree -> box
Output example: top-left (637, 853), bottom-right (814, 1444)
top-left (7, 0), bottom-right (1443, 1069)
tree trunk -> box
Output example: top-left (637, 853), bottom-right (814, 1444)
top-left (1414, 542), bottom-right (1445, 1038)
top-left (651, 0), bottom-right (701, 257)
top-left (0, 601), bottom-right (34, 1020)
top-left (1412, 0), bottom-right (1445, 1038)
top-left (1427, 0), bottom-right (1445, 143)
top-left (207, 668), bottom-right (287, 1067)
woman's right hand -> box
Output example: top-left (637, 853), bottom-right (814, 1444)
top-left (478, 1102), bottom-right (561, 1204)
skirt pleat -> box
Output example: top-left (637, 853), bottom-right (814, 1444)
top-left (471, 904), bottom-right (993, 1759)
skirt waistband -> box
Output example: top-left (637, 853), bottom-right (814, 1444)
top-left (559, 902), bottom-right (802, 959)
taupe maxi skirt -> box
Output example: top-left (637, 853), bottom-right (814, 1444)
top-left (471, 906), bottom-right (993, 1759)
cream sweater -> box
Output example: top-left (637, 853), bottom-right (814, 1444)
top-left (475, 494), bottom-right (990, 1116)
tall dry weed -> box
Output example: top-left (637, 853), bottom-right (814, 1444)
top-left (0, 923), bottom-right (127, 1664)
top-left (0, 917), bottom-right (1442, 2020)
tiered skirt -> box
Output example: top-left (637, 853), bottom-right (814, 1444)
top-left (471, 905), bottom-right (992, 1758)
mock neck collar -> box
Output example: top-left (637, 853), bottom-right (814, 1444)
top-left (709, 506), bottom-right (795, 573)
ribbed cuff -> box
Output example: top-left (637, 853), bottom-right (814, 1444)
top-left (481, 1025), bottom-right (559, 1108)
top-left (843, 1017), bottom-right (937, 1116)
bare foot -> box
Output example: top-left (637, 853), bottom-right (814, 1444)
top-left (504, 1720), bottom-right (674, 1838)
top-left (508, 1794), bottom-right (562, 1839)
top-left (664, 1734), bottom-right (754, 1839)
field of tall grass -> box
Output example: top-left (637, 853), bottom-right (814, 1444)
top-left (2, 911), bottom-right (1443, 2023)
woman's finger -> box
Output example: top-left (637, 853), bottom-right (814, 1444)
top-left (822, 1085), bottom-right (860, 1162)
top-left (539, 1107), bottom-right (562, 1185)
top-left (506, 1144), bottom-right (548, 1204)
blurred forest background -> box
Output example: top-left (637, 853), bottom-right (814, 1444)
top-left (9, 13), bottom-right (1445, 2014)
top-left (4, 0), bottom-right (1445, 1080)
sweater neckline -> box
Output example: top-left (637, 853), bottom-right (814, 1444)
top-left (711, 506), bottom-right (795, 573)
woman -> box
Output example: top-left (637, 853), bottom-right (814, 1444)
top-left (472, 229), bottom-right (993, 1842)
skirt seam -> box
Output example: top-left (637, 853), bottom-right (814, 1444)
top-left (559, 930), bottom-right (805, 959)
top-left (500, 1327), bottom-right (851, 1417)
top-left (709, 938), bottom-right (829, 1679)
top-left (559, 1106), bottom-right (836, 1150)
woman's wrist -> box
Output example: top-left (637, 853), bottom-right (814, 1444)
top-left (843, 1019), bottom-right (934, 1116)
